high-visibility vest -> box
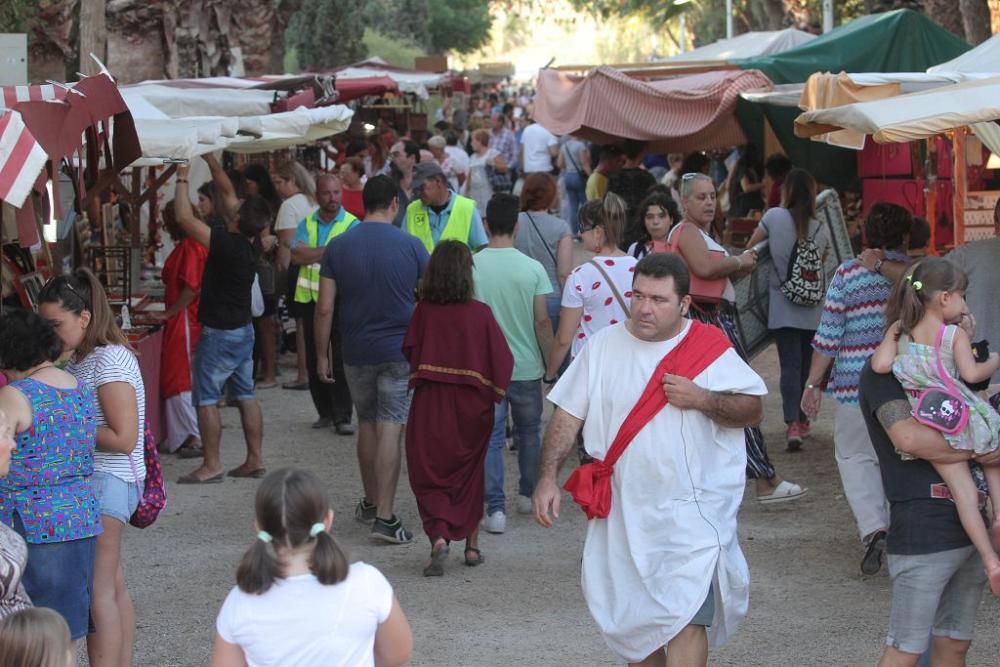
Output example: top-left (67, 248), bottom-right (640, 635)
top-left (404, 194), bottom-right (475, 253)
top-left (293, 209), bottom-right (358, 303)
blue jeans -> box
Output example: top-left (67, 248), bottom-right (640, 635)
top-left (485, 380), bottom-right (543, 514)
top-left (771, 327), bottom-right (814, 424)
top-left (562, 171), bottom-right (586, 235)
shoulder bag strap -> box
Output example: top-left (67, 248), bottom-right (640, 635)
top-left (564, 144), bottom-right (583, 173)
top-left (935, 324), bottom-right (961, 395)
top-left (525, 213), bottom-right (558, 266)
top-left (588, 259), bottom-right (631, 318)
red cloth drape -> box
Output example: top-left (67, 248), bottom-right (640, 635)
top-left (563, 320), bottom-right (732, 520)
top-left (402, 300), bottom-right (514, 541)
top-left (160, 239), bottom-right (208, 399)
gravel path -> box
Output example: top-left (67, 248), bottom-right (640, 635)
top-left (123, 347), bottom-right (1000, 666)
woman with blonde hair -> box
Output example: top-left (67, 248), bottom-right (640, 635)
top-left (545, 193), bottom-right (636, 382)
top-left (38, 269), bottom-right (146, 666)
top-left (670, 172), bottom-right (806, 504)
top-left (273, 161), bottom-right (318, 391)
top-left (464, 128), bottom-right (506, 217)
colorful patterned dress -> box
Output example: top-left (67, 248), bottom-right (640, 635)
top-left (893, 324), bottom-right (1000, 455)
top-left (0, 379), bottom-right (102, 543)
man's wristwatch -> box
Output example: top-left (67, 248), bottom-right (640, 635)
top-left (542, 375), bottom-right (558, 385)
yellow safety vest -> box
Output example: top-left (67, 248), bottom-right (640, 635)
top-left (293, 209), bottom-right (358, 303)
top-left (405, 195), bottom-right (475, 253)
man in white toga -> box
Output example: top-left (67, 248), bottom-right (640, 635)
top-left (534, 252), bottom-right (766, 667)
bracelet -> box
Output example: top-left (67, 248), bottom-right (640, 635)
top-left (805, 383), bottom-right (820, 390)
top-left (176, 178), bottom-right (188, 183)
top-left (873, 258), bottom-right (883, 275)
top-left (542, 375), bottom-right (558, 385)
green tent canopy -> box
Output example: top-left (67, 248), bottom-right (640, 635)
top-left (734, 9), bottom-right (970, 190)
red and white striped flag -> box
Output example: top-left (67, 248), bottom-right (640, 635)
top-left (0, 109), bottom-right (48, 208)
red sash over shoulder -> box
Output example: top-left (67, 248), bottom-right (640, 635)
top-left (563, 320), bottom-right (732, 520)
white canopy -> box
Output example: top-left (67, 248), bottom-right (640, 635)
top-left (794, 76), bottom-right (1000, 145)
top-left (119, 84), bottom-right (353, 164)
top-left (333, 59), bottom-right (445, 99)
top-left (655, 28), bottom-right (815, 63)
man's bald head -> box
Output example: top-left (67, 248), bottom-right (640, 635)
top-left (316, 173), bottom-right (343, 217)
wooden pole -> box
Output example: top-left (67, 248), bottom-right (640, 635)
top-left (926, 138), bottom-right (937, 255)
top-left (953, 128), bottom-right (968, 248)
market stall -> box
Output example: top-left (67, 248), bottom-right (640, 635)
top-left (794, 75), bottom-right (1000, 251)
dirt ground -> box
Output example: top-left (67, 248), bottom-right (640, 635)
top-left (124, 348), bottom-right (1000, 667)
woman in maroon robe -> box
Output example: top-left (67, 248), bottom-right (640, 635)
top-left (403, 241), bottom-right (513, 577)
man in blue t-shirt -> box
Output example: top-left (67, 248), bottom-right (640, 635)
top-left (315, 175), bottom-right (429, 545)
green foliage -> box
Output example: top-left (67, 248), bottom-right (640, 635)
top-left (360, 0), bottom-right (493, 55)
top-left (568, 0), bottom-right (692, 25)
top-left (362, 28), bottom-right (426, 69)
top-left (288, 0), bottom-right (366, 71)
top-left (0, 0), bottom-right (40, 34)
top-left (427, 0), bottom-right (493, 54)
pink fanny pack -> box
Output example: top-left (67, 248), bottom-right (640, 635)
top-left (911, 325), bottom-right (969, 436)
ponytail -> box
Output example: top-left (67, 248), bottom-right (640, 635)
top-left (310, 531), bottom-right (349, 585)
top-left (884, 258), bottom-right (969, 338)
top-left (781, 168), bottom-right (817, 239)
top-left (599, 192), bottom-right (627, 248)
top-left (236, 538), bottom-right (283, 594)
top-left (236, 468), bottom-right (349, 595)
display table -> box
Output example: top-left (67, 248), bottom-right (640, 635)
top-left (131, 326), bottom-right (164, 443)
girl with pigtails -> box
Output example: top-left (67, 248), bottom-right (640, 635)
top-left (872, 257), bottom-right (1000, 595)
top-left (210, 468), bottom-right (413, 667)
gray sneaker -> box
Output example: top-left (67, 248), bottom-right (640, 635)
top-left (371, 516), bottom-right (414, 544)
top-left (354, 498), bottom-right (376, 523)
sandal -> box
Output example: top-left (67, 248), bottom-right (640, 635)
top-left (227, 466), bottom-right (267, 479)
top-left (423, 544), bottom-right (449, 577)
top-left (757, 480), bottom-right (807, 504)
top-left (464, 547), bottom-right (485, 567)
top-left (177, 443), bottom-right (204, 459)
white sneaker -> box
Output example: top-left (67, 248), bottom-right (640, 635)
top-left (484, 510), bottom-right (506, 534)
top-left (516, 496), bottom-right (533, 515)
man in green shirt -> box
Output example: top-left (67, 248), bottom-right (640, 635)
top-left (473, 193), bottom-right (554, 534)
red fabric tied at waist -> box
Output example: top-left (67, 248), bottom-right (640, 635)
top-left (563, 321), bottom-right (732, 520)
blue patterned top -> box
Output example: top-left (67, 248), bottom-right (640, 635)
top-left (812, 251), bottom-right (911, 406)
top-left (0, 379), bottom-right (102, 543)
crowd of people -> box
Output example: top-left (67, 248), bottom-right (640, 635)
top-left (1, 83), bottom-right (999, 667)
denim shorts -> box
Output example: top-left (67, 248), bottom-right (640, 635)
top-left (886, 546), bottom-right (986, 654)
top-left (690, 583), bottom-right (715, 627)
top-left (191, 324), bottom-right (256, 407)
top-left (13, 514), bottom-right (97, 641)
top-left (92, 470), bottom-right (141, 524)
top-left (343, 362), bottom-right (411, 424)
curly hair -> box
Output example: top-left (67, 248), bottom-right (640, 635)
top-left (419, 241), bottom-right (474, 304)
top-left (864, 202), bottom-right (912, 251)
top-left (629, 191), bottom-right (680, 247)
top-left (0, 310), bottom-right (64, 371)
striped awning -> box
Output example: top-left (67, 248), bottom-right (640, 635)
top-left (534, 67), bottom-right (774, 153)
top-left (0, 84), bottom-right (67, 108)
top-left (0, 108), bottom-right (48, 208)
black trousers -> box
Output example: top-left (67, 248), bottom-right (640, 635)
top-left (300, 301), bottom-right (353, 424)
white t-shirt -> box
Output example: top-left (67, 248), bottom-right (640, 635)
top-left (216, 562), bottom-right (393, 667)
top-left (275, 193), bottom-right (316, 232)
top-left (520, 123), bottom-right (558, 173)
top-left (561, 255), bottom-right (638, 357)
top-left (444, 145), bottom-right (470, 176)
top-left (66, 344), bottom-right (146, 482)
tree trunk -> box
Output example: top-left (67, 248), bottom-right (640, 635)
top-left (926, 0), bottom-right (966, 37)
top-left (79, 0), bottom-right (107, 75)
top-left (960, 0), bottom-right (993, 44)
